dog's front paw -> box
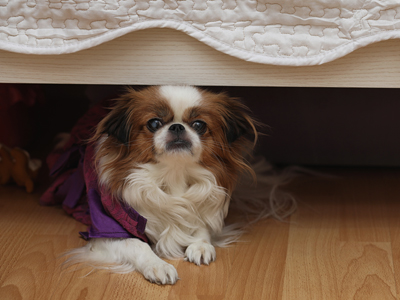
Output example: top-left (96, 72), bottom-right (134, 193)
top-left (185, 241), bottom-right (216, 266)
top-left (142, 262), bottom-right (179, 285)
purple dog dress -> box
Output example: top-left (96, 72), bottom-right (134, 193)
top-left (40, 101), bottom-right (148, 243)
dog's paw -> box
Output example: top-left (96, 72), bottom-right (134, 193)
top-left (142, 261), bottom-right (179, 285)
top-left (185, 241), bottom-right (216, 266)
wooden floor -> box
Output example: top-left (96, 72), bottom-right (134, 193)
top-left (1, 168), bottom-right (400, 299)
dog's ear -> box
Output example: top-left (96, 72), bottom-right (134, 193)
top-left (101, 107), bottom-right (131, 146)
top-left (223, 98), bottom-right (257, 145)
top-left (225, 113), bottom-right (254, 144)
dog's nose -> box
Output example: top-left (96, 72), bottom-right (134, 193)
top-left (168, 123), bottom-right (185, 134)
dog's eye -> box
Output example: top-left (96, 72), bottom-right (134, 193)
top-left (191, 120), bottom-right (207, 135)
top-left (147, 118), bottom-right (163, 132)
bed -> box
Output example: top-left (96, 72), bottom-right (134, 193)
top-left (0, 0), bottom-right (400, 87)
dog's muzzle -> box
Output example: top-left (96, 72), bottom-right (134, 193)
top-left (166, 124), bottom-right (192, 151)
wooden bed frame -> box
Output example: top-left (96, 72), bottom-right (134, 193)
top-left (1, 28), bottom-right (400, 88)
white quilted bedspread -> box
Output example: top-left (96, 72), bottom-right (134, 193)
top-left (2, 0), bottom-right (400, 65)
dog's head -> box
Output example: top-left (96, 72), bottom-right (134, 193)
top-left (94, 86), bottom-right (257, 193)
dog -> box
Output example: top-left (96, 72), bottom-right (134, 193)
top-left (64, 85), bottom-right (294, 285)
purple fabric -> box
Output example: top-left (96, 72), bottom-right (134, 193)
top-left (80, 188), bottom-right (133, 239)
top-left (49, 145), bottom-right (80, 177)
top-left (41, 145), bottom-right (92, 226)
top-left (82, 142), bottom-right (148, 242)
top-left (40, 101), bottom-right (148, 243)
top-left (64, 149), bottom-right (85, 209)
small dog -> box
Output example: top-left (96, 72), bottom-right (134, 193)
top-left (65, 85), bottom-right (292, 284)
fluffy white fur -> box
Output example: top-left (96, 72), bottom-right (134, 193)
top-left (122, 161), bottom-right (228, 259)
top-left (158, 85), bottom-right (202, 120)
top-left (64, 86), bottom-right (296, 285)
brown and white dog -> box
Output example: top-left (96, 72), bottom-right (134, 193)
top-left (66, 85), bottom-right (292, 284)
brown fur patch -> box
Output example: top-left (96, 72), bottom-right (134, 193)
top-left (92, 87), bottom-right (174, 194)
top-left (193, 89), bottom-right (258, 195)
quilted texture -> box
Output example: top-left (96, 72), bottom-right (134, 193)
top-left (1, 0), bottom-right (400, 65)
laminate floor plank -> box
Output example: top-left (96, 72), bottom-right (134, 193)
top-left (224, 219), bottom-right (289, 300)
top-left (1, 169), bottom-right (400, 300)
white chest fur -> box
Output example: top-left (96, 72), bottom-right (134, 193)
top-left (121, 162), bottom-right (228, 258)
